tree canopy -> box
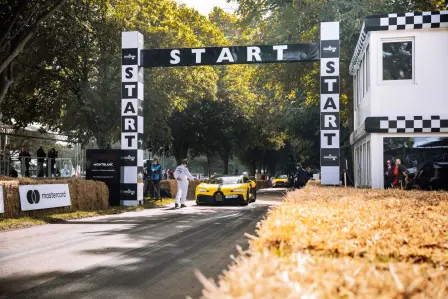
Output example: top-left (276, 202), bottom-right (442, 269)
top-left (1, 0), bottom-right (445, 175)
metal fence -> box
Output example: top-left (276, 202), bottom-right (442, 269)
top-left (0, 156), bottom-right (76, 178)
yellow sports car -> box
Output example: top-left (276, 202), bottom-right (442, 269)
top-left (272, 174), bottom-right (291, 187)
top-left (196, 175), bottom-right (257, 206)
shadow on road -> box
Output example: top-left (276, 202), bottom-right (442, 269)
top-left (0, 188), bottom-right (285, 299)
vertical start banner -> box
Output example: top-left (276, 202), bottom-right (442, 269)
top-left (121, 32), bottom-right (145, 205)
top-left (320, 22), bottom-right (340, 185)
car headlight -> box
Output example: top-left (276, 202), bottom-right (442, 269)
top-left (232, 188), bottom-right (244, 192)
top-left (197, 188), bottom-right (208, 193)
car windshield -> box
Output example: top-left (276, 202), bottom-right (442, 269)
top-left (276, 175), bottom-right (288, 179)
top-left (206, 176), bottom-right (242, 184)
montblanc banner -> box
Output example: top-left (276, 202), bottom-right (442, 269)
top-left (19, 184), bottom-right (71, 211)
top-left (142, 43), bottom-right (320, 67)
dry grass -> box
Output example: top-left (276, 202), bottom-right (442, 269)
top-left (196, 185), bottom-right (448, 298)
top-left (197, 249), bottom-right (448, 299)
top-left (253, 186), bottom-right (447, 266)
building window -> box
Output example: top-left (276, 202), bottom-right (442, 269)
top-left (382, 39), bottom-right (413, 81)
top-left (354, 75), bottom-right (358, 111)
top-left (363, 53), bottom-right (367, 96)
top-left (366, 46), bottom-right (370, 92)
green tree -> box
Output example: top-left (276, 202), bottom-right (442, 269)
top-left (0, 0), bottom-right (67, 103)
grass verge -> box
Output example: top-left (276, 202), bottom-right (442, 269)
top-left (196, 185), bottom-right (448, 298)
top-left (0, 198), bottom-right (174, 232)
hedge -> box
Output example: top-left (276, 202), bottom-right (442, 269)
top-left (197, 185), bottom-right (448, 298)
top-left (0, 177), bottom-right (109, 219)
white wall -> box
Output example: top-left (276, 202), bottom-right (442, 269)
top-left (354, 28), bottom-right (448, 129)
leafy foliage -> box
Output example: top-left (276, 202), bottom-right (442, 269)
top-left (1, 0), bottom-right (445, 175)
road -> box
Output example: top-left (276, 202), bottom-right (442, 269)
top-left (0, 188), bottom-right (287, 299)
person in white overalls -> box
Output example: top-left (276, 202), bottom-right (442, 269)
top-left (173, 159), bottom-right (195, 208)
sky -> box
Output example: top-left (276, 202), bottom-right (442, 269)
top-left (176, 0), bottom-right (238, 16)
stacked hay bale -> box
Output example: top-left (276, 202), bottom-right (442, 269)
top-left (0, 178), bottom-right (109, 219)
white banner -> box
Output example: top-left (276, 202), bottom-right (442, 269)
top-left (19, 184), bottom-right (71, 211)
top-left (0, 185), bottom-right (4, 214)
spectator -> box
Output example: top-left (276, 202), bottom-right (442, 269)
top-left (36, 146), bottom-right (46, 177)
top-left (384, 160), bottom-right (394, 188)
top-left (392, 158), bottom-right (407, 189)
top-left (150, 158), bottom-right (162, 200)
top-left (306, 167), bottom-right (313, 182)
top-left (162, 169), bottom-right (168, 180)
top-left (18, 147), bottom-right (31, 177)
top-left (168, 169), bottom-right (174, 180)
top-left (294, 163), bottom-right (308, 189)
top-left (47, 148), bottom-right (58, 176)
top-left (234, 168), bottom-right (239, 175)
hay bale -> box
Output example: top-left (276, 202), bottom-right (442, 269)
top-left (307, 179), bottom-right (321, 186)
top-left (198, 250), bottom-right (448, 298)
top-left (197, 185), bottom-right (448, 298)
top-left (160, 180), bottom-right (177, 198)
top-left (1, 179), bottom-right (109, 219)
top-left (159, 180), bottom-right (201, 201)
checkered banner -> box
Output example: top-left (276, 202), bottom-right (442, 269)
top-left (121, 32), bottom-right (145, 206)
top-left (365, 11), bottom-right (448, 31)
top-left (320, 22), bottom-right (340, 185)
top-left (365, 116), bottom-right (448, 133)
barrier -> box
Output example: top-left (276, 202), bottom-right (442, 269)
top-left (0, 178), bottom-right (108, 219)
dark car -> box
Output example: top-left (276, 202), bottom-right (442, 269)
top-left (406, 162), bottom-right (448, 191)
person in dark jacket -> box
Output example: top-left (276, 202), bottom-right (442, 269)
top-left (384, 160), bottom-right (394, 188)
top-left (150, 158), bottom-right (162, 200)
top-left (36, 146), bottom-right (46, 177)
top-left (47, 148), bottom-right (58, 176)
top-left (306, 167), bottom-right (313, 182)
top-left (18, 147), bottom-right (31, 177)
top-left (294, 163), bottom-right (308, 189)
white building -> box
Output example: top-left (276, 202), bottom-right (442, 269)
top-left (349, 11), bottom-right (448, 188)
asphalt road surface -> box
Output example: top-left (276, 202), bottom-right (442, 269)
top-left (0, 188), bottom-right (287, 299)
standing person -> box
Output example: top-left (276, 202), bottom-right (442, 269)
top-left (162, 169), bottom-right (167, 180)
top-left (36, 146), bottom-right (46, 177)
top-left (306, 167), bottom-right (313, 182)
top-left (150, 158), bottom-right (162, 200)
top-left (47, 148), bottom-right (58, 177)
top-left (18, 147), bottom-right (31, 177)
top-left (143, 160), bottom-right (150, 197)
top-left (384, 160), bottom-right (394, 189)
top-left (174, 159), bottom-right (195, 208)
top-left (234, 168), bottom-right (239, 175)
top-left (392, 158), bottom-right (407, 189)
top-left (294, 163), bottom-right (308, 189)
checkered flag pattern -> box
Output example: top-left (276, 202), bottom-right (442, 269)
top-left (366, 116), bottom-right (448, 133)
top-left (365, 11), bottom-right (448, 31)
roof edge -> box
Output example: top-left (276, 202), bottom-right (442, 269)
top-left (349, 10), bottom-right (448, 76)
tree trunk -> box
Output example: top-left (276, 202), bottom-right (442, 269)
top-left (222, 150), bottom-right (229, 174)
top-left (207, 154), bottom-right (212, 177)
top-left (250, 161), bottom-right (256, 176)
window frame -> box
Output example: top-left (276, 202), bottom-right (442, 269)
top-left (379, 37), bottom-right (415, 85)
top-left (366, 45), bottom-right (370, 92)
